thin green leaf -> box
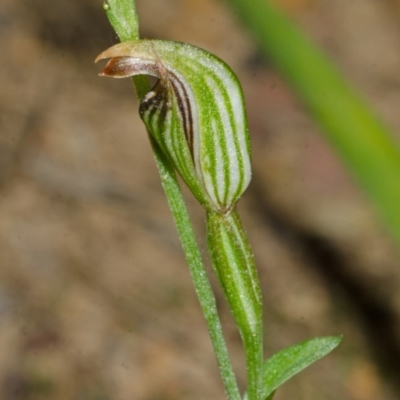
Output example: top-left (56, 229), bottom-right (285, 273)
top-left (262, 336), bottom-right (342, 398)
top-left (226, 0), bottom-right (400, 247)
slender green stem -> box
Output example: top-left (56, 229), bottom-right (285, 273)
top-left (235, 338), bottom-right (262, 400)
top-left (228, 210), bottom-right (263, 400)
top-left (228, 211), bottom-right (263, 400)
top-left (245, 334), bottom-right (263, 400)
top-left (103, 1), bottom-right (241, 398)
top-left (207, 210), bottom-right (263, 400)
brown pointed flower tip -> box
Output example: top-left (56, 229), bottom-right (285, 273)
top-left (95, 46), bottom-right (128, 77)
top-left (95, 42), bottom-right (141, 77)
top-left (97, 57), bottom-right (131, 78)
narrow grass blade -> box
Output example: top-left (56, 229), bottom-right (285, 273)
top-left (226, 0), bottom-right (400, 246)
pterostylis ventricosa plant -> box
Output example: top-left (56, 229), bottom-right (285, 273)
top-left (96, 1), bottom-right (342, 399)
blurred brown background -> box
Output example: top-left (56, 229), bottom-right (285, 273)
top-left (1, 0), bottom-right (400, 399)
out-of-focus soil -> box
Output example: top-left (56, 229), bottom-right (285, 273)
top-left (1, 0), bottom-right (400, 399)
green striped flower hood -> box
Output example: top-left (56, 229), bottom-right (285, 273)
top-left (96, 40), bottom-right (251, 213)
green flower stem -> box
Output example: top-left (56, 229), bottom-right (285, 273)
top-left (227, 0), bottom-right (400, 246)
top-left (103, 1), bottom-right (241, 399)
top-left (244, 334), bottom-right (263, 400)
top-left (207, 210), bottom-right (263, 400)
